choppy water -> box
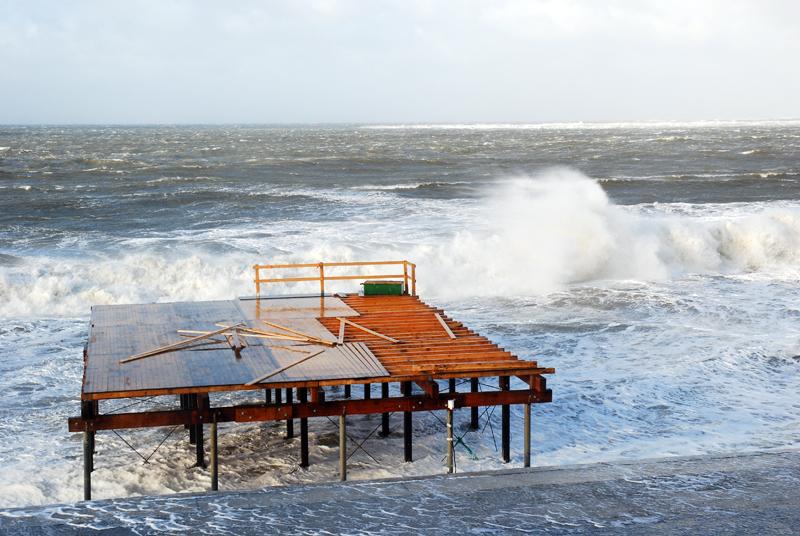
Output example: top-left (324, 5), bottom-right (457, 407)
top-left (1, 122), bottom-right (799, 507)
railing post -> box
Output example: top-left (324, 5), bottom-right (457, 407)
top-left (254, 265), bottom-right (261, 297)
top-left (319, 262), bottom-right (325, 296)
top-left (403, 261), bottom-right (409, 295)
top-left (411, 264), bottom-right (417, 296)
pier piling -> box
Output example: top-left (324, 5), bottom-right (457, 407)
top-left (339, 414), bottom-right (347, 481)
top-left (299, 387), bottom-right (309, 468)
top-left (470, 378), bottom-right (479, 429)
top-left (380, 382), bottom-right (390, 437)
top-left (500, 376), bottom-right (510, 463)
top-left (286, 388), bottom-right (294, 439)
top-left (402, 381), bottom-right (412, 462)
top-left (210, 416), bottom-right (218, 491)
top-left (523, 403), bottom-right (531, 468)
top-left (446, 400), bottom-right (455, 473)
top-left (83, 431), bottom-right (92, 501)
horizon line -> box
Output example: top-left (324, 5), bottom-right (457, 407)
top-left (2, 118), bottom-right (800, 128)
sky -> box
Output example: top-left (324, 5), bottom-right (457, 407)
top-left (1, 0), bottom-right (799, 124)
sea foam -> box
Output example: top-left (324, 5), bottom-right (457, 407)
top-left (2, 169), bottom-right (800, 317)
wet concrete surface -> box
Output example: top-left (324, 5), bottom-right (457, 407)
top-left (1, 449), bottom-right (798, 535)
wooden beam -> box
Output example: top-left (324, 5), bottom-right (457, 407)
top-left (434, 313), bottom-right (456, 339)
top-left (69, 389), bottom-right (547, 432)
top-left (80, 367), bottom-right (553, 401)
top-left (337, 317), bottom-right (399, 343)
top-left (120, 324), bottom-right (242, 363)
top-left (261, 320), bottom-right (336, 347)
top-left (245, 349), bottom-right (326, 386)
top-left (414, 379), bottom-right (440, 398)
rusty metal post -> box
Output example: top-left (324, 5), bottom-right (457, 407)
top-left (380, 382), bottom-right (390, 437)
top-left (470, 378), bottom-right (479, 429)
top-left (83, 430), bottom-right (92, 500)
top-left (81, 400), bottom-right (95, 500)
top-left (187, 394), bottom-right (196, 444)
top-left (339, 413), bottom-right (347, 481)
top-left (210, 414), bottom-right (218, 491)
top-left (299, 387), bottom-right (309, 468)
top-left (523, 402), bottom-right (531, 468)
top-left (446, 399), bottom-right (455, 474)
top-left (402, 381), bottom-right (412, 462)
top-left (500, 376), bottom-right (510, 463)
top-left (195, 394), bottom-right (207, 468)
top-left (285, 388), bottom-right (294, 439)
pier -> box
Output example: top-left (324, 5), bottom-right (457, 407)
top-left (68, 261), bottom-right (553, 500)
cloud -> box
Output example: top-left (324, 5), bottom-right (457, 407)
top-left (0, 0), bottom-right (798, 123)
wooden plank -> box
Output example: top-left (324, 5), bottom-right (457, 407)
top-left (82, 293), bottom-right (551, 399)
top-left (338, 318), bottom-right (399, 343)
top-left (120, 325), bottom-right (241, 364)
top-left (338, 318), bottom-right (345, 344)
top-left (246, 349), bottom-right (326, 386)
top-left (69, 388), bottom-right (547, 431)
top-left (434, 313), bottom-right (456, 339)
top-left (261, 320), bottom-right (336, 346)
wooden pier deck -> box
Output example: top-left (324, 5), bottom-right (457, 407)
top-left (68, 261), bottom-right (553, 501)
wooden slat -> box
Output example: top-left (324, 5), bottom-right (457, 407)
top-left (82, 294), bottom-right (551, 399)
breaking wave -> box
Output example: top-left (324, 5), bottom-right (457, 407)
top-left (2, 169), bottom-right (800, 316)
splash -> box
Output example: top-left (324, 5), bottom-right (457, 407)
top-left (418, 169), bottom-right (800, 297)
top-left (2, 169), bottom-right (800, 316)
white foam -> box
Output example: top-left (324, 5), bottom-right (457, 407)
top-left (3, 169), bottom-right (800, 317)
top-left (361, 120), bottom-right (800, 131)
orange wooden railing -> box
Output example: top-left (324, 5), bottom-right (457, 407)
top-left (253, 260), bottom-right (417, 297)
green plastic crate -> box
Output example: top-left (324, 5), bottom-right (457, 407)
top-left (362, 280), bottom-right (405, 296)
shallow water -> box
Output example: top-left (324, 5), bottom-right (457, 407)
top-left (1, 122), bottom-right (799, 507)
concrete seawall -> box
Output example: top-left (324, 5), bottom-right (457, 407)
top-left (1, 449), bottom-right (798, 535)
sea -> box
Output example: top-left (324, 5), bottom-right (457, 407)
top-left (1, 121), bottom-right (799, 508)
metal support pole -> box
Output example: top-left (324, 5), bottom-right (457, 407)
top-left (470, 377), bottom-right (479, 429)
top-left (523, 403), bottom-right (531, 468)
top-left (364, 383), bottom-right (371, 400)
top-left (83, 430), bottom-right (92, 501)
top-left (195, 422), bottom-right (205, 468)
top-left (89, 401), bottom-right (97, 465)
top-left (500, 376), bottom-right (510, 463)
top-left (339, 414), bottom-right (347, 481)
top-left (210, 415), bottom-right (218, 491)
top-left (344, 384), bottom-right (351, 399)
top-left (380, 382), bottom-right (390, 437)
top-left (265, 389), bottom-right (272, 404)
top-left (275, 388), bottom-right (282, 404)
top-left (195, 394), bottom-right (206, 468)
top-left (299, 387), bottom-right (309, 468)
top-left (446, 400), bottom-right (455, 474)
top-left (402, 381), bottom-right (412, 462)
top-left (188, 394), bottom-right (196, 444)
top-left (81, 400), bottom-right (96, 495)
top-left (286, 388), bottom-right (294, 439)
top-left (449, 378), bottom-right (456, 393)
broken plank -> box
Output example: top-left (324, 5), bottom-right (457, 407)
top-left (338, 317), bottom-right (399, 343)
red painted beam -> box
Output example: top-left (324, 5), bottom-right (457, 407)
top-left (68, 389), bottom-right (551, 432)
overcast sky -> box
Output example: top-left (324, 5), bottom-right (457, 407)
top-left (1, 0), bottom-right (798, 124)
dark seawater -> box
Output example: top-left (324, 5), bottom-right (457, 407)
top-left (0, 122), bottom-right (799, 506)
